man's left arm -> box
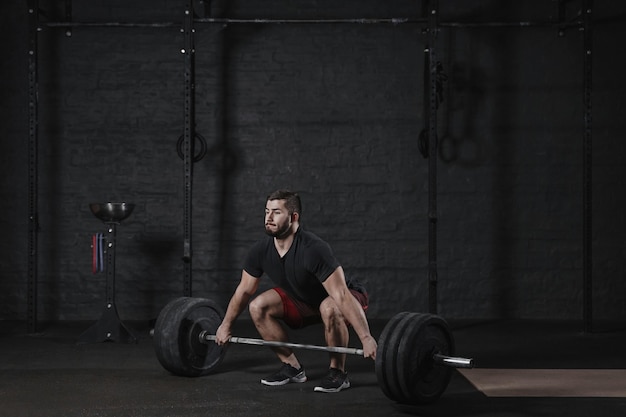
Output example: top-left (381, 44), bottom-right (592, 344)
top-left (322, 266), bottom-right (378, 360)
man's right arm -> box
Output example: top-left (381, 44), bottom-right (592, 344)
top-left (215, 270), bottom-right (260, 345)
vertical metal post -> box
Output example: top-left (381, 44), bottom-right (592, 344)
top-left (105, 225), bottom-right (117, 305)
top-left (27, 0), bottom-right (39, 333)
top-left (182, 1), bottom-right (196, 296)
top-left (582, 0), bottom-right (593, 333)
top-left (427, 0), bottom-right (439, 314)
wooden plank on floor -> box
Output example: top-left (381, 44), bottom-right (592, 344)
top-left (458, 369), bottom-right (626, 398)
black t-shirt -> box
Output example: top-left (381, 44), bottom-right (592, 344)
top-left (244, 228), bottom-right (346, 307)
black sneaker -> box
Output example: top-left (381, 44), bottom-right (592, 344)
top-left (261, 363), bottom-right (307, 386)
top-left (313, 368), bottom-right (351, 393)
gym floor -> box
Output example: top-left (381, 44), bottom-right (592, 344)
top-left (1, 318), bottom-right (625, 417)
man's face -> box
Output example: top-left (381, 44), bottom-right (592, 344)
top-left (264, 199), bottom-right (292, 238)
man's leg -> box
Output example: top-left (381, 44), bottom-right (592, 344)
top-left (248, 289), bottom-right (303, 370)
top-left (314, 295), bottom-right (358, 393)
top-left (318, 296), bottom-right (349, 371)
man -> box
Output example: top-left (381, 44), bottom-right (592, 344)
top-left (215, 190), bottom-right (377, 393)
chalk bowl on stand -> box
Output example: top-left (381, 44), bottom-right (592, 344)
top-left (89, 202), bottom-right (135, 223)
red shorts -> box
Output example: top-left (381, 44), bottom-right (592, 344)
top-left (273, 287), bottom-right (369, 329)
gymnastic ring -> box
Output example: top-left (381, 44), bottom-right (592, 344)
top-left (177, 133), bottom-right (208, 163)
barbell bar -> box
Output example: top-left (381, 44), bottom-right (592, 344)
top-left (152, 297), bottom-right (475, 405)
top-left (199, 332), bottom-right (473, 368)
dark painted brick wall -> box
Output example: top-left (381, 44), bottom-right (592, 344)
top-left (1, 0), bottom-right (625, 322)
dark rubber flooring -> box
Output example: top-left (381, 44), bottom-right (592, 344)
top-left (1, 318), bottom-right (625, 417)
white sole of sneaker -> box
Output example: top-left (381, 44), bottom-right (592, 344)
top-left (261, 375), bottom-right (307, 386)
top-left (313, 380), bottom-right (351, 393)
top-left (261, 379), bottom-right (290, 386)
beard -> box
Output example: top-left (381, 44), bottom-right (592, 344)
top-left (264, 221), bottom-right (291, 238)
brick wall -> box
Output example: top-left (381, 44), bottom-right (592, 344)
top-left (1, 0), bottom-right (625, 322)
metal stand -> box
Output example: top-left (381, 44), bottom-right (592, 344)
top-left (78, 203), bottom-right (137, 344)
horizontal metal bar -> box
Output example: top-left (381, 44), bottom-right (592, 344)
top-left (200, 331), bottom-right (475, 369)
top-left (42, 18), bottom-right (584, 29)
top-left (44, 21), bottom-right (179, 28)
top-left (440, 20), bottom-right (582, 28)
top-left (201, 332), bottom-right (364, 355)
top-left (43, 18), bottom-right (423, 28)
top-left (433, 353), bottom-right (474, 368)
top-left (195, 17), bottom-right (424, 24)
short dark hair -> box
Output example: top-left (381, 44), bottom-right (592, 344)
top-left (267, 190), bottom-right (302, 217)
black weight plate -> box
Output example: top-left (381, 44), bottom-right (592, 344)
top-left (383, 312), bottom-right (425, 403)
top-left (392, 313), bottom-right (432, 403)
top-left (153, 297), bottom-right (226, 377)
top-left (153, 297), bottom-right (191, 374)
top-left (397, 313), bottom-right (455, 404)
top-left (397, 313), bottom-right (430, 402)
top-left (375, 312), bottom-right (412, 402)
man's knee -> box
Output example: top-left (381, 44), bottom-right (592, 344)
top-left (248, 297), bottom-right (263, 320)
top-left (249, 290), bottom-right (282, 320)
top-left (319, 297), bottom-right (344, 323)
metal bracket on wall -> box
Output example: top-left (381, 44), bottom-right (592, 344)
top-left (64, 0), bottom-right (72, 37)
top-left (182, 0), bottom-right (196, 297)
top-left (558, 0), bottom-right (580, 36)
top-left (27, 0), bottom-right (39, 334)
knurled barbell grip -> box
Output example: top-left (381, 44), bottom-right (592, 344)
top-left (200, 331), bottom-right (364, 355)
top-left (199, 331), bottom-right (474, 368)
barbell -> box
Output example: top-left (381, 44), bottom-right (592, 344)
top-left (152, 297), bottom-right (474, 405)
top-left (198, 333), bottom-right (472, 369)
